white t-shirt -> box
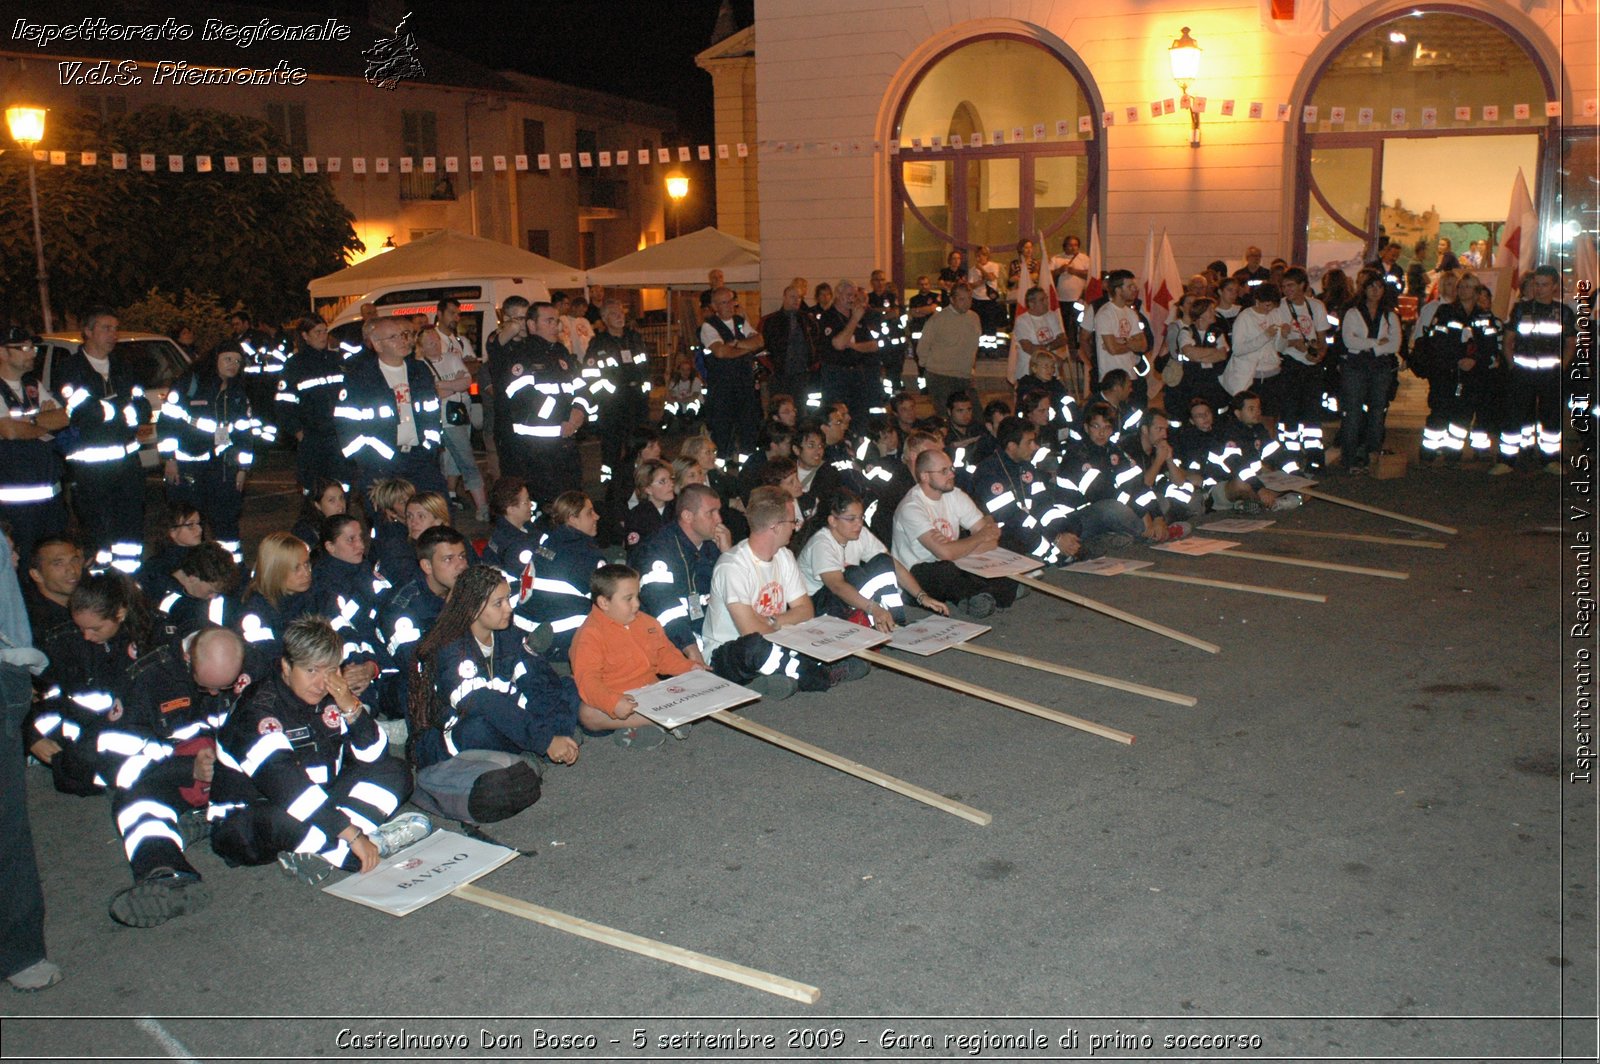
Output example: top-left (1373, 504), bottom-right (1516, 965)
top-left (1093, 302), bottom-right (1143, 377)
top-left (702, 541), bottom-right (808, 655)
top-left (1051, 252), bottom-right (1091, 304)
top-left (797, 527), bottom-right (889, 595)
top-left (377, 359), bottom-right (418, 447)
top-left (699, 316), bottom-right (757, 354)
top-left (1011, 310), bottom-right (1065, 381)
top-left (967, 263), bottom-right (1001, 301)
top-left (1269, 296), bottom-right (1328, 366)
top-left (892, 487), bottom-right (985, 568)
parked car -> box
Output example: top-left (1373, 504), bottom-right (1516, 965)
top-left (35, 332), bottom-right (194, 469)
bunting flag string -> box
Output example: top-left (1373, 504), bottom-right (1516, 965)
top-left (20, 94), bottom-right (1588, 176)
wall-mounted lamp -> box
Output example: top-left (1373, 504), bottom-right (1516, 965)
top-left (1168, 27), bottom-right (1203, 148)
top-left (380, 236), bottom-right (396, 251)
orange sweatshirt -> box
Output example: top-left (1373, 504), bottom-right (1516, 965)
top-left (570, 606), bottom-right (697, 715)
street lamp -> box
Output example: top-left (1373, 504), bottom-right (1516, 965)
top-left (1168, 27), bottom-right (1203, 149)
top-left (665, 171), bottom-right (689, 238)
top-left (6, 105), bottom-right (53, 329)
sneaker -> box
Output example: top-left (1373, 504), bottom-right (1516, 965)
top-left (1165, 522), bottom-right (1192, 542)
top-left (377, 717), bottom-right (409, 751)
top-left (177, 808), bottom-right (211, 849)
top-left (613, 725), bottom-right (667, 750)
top-left (958, 592), bottom-right (997, 619)
top-left (370, 812), bottom-right (434, 858)
top-left (826, 657), bottom-right (872, 685)
top-left (277, 850), bottom-right (334, 886)
top-left (1545, 461), bottom-right (1564, 475)
top-left (668, 725), bottom-right (691, 741)
top-left (1232, 499), bottom-right (1263, 514)
top-left (1011, 582), bottom-right (1031, 599)
top-left (109, 868), bottom-right (212, 928)
top-left (6, 960), bottom-right (62, 992)
top-left (1271, 493), bottom-right (1303, 512)
top-left (747, 673), bottom-right (798, 701)
top-left (1488, 462), bottom-right (1514, 476)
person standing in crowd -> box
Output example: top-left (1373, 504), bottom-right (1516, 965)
top-left (1051, 235), bottom-right (1092, 349)
top-left (494, 302), bottom-right (588, 507)
top-left (0, 526), bottom-right (60, 990)
top-left (334, 318), bottom-right (447, 497)
top-left (1496, 264), bottom-right (1574, 474)
top-left (158, 344), bottom-right (270, 561)
top-left (0, 325), bottom-right (68, 560)
top-left (587, 297), bottom-right (654, 496)
top-left (699, 287), bottom-right (765, 458)
top-left (415, 324), bottom-right (487, 523)
top-left (917, 285), bottom-right (983, 410)
top-left (817, 280), bottom-right (888, 427)
top-left (52, 306), bottom-right (151, 576)
top-left (1271, 268), bottom-right (1330, 470)
top-left (760, 285), bottom-right (821, 411)
top-left (1093, 271), bottom-right (1152, 411)
top-left (1337, 270), bottom-right (1402, 475)
top-left (278, 317), bottom-right (351, 494)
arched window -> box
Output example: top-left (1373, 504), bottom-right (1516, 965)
top-left (891, 36), bottom-right (1099, 295)
top-left (1295, 7), bottom-right (1554, 291)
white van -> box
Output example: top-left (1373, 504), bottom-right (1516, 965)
top-left (323, 278), bottom-right (552, 358)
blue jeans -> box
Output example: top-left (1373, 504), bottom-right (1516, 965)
top-left (438, 421), bottom-right (484, 491)
top-left (1338, 357), bottom-right (1395, 468)
top-left (1077, 499), bottom-right (1144, 542)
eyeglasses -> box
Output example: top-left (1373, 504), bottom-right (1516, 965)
top-left (834, 513), bottom-right (863, 523)
top-left (173, 520), bottom-right (203, 529)
top-left (503, 315), bottom-right (527, 323)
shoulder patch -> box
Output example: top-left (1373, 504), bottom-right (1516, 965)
top-left (258, 716), bottom-right (282, 735)
top-left (233, 672), bottom-right (252, 695)
top-left (321, 706), bottom-right (343, 730)
top-left (458, 658), bottom-right (478, 679)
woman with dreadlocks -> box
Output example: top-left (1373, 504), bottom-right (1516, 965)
top-left (407, 565), bottom-right (586, 772)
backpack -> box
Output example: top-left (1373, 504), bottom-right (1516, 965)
top-left (412, 748), bottom-right (542, 825)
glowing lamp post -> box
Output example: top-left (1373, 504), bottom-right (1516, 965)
top-left (666, 171), bottom-right (689, 238)
top-left (6, 105), bottom-right (53, 329)
top-left (1168, 28), bottom-right (1203, 149)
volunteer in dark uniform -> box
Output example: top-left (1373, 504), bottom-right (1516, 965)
top-left (493, 301), bottom-right (588, 506)
top-left (817, 280), bottom-right (887, 428)
top-left (629, 483), bottom-right (729, 660)
top-left (515, 492), bottom-right (605, 661)
top-left (1497, 264), bottom-right (1575, 473)
top-left (0, 325), bottom-right (68, 560)
top-left (970, 418), bottom-right (1084, 566)
top-left (333, 317), bottom-right (446, 498)
top-left (277, 317), bottom-right (352, 492)
top-left (587, 298), bottom-right (653, 493)
top-left (699, 287), bottom-right (765, 458)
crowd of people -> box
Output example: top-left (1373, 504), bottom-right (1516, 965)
top-left (0, 239), bottom-right (1576, 991)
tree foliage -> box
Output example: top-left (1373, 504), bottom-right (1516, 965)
top-left (0, 105), bottom-right (362, 329)
top-left (116, 288), bottom-right (242, 355)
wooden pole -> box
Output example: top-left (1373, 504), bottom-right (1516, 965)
top-left (1254, 527), bottom-right (1447, 550)
top-left (708, 710), bottom-right (992, 825)
top-left (1215, 549), bottom-right (1409, 581)
top-left (1297, 487), bottom-right (1459, 535)
top-left (1124, 569), bottom-right (1327, 603)
top-left (1012, 574), bottom-right (1221, 654)
top-left (949, 641), bottom-right (1197, 706)
top-left (859, 649), bottom-right (1135, 744)
top-left (453, 884), bottom-right (822, 1004)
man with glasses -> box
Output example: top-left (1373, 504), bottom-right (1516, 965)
top-left (333, 317), bottom-right (446, 498)
top-left (890, 447), bottom-right (1016, 619)
top-left (495, 301), bottom-right (589, 506)
top-left (0, 325), bottom-right (68, 560)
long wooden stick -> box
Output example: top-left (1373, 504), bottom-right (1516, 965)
top-left (1012, 574), bottom-right (1221, 654)
top-left (708, 710), bottom-right (992, 825)
top-left (1297, 487), bottom-right (1459, 535)
top-left (859, 649), bottom-right (1135, 744)
top-left (1215, 549), bottom-right (1409, 581)
top-left (453, 884), bottom-right (821, 1004)
top-left (1124, 569), bottom-right (1327, 603)
top-left (949, 641), bottom-right (1197, 706)
top-left (1255, 527), bottom-right (1447, 550)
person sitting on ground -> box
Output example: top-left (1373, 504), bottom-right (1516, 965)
top-left (624, 459), bottom-right (676, 550)
top-left (1116, 410), bottom-right (1197, 542)
top-left (153, 542), bottom-right (242, 646)
top-left (379, 526), bottom-right (472, 718)
top-left (702, 487), bottom-right (868, 699)
top-left (408, 565), bottom-right (584, 772)
top-left (868, 430), bottom-right (942, 548)
top-left (1171, 396), bottom-right (1236, 500)
top-left (890, 448), bottom-right (1016, 619)
top-left (1219, 391), bottom-right (1303, 512)
top-left (963, 397), bottom-right (1014, 481)
top-left (238, 532), bottom-right (315, 681)
top-left (209, 616), bottom-right (425, 885)
top-left (1055, 404), bottom-right (1148, 555)
top-left (365, 477), bottom-right (417, 587)
top-left (481, 476), bottom-right (539, 590)
top-left (798, 488), bottom-right (947, 632)
top-left (629, 483), bottom-right (729, 663)
top-left (971, 417), bottom-right (1084, 566)
top-left (309, 514), bottom-right (384, 707)
top-left (1015, 351), bottom-right (1073, 440)
top-left (736, 422), bottom-right (796, 502)
top-left (791, 423), bottom-right (840, 524)
top-left (97, 626), bottom-right (246, 928)
top-left (570, 563), bottom-right (705, 750)
top-left (30, 573), bottom-right (155, 794)
top-left (142, 503), bottom-right (207, 604)
top-left (516, 491), bottom-right (606, 660)
top-left (1087, 369), bottom-right (1141, 444)
top-left (290, 478), bottom-right (346, 552)
top-left (24, 535), bottom-right (84, 636)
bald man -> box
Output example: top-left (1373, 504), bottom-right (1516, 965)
top-left (97, 626), bottom-right (246, 927)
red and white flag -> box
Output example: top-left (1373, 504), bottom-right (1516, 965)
top-left (1008, 254), bottom-right (1034, 382)
top-left (1082, 218), bottom-right (1105, 305)
top-left (1495, 167), bottom-right (1537, 291)
top-left (1148, 230), bottom-right (1185, 356)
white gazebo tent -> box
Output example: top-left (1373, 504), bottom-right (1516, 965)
top-left (585, 227), bottom-right (761, 353)
top-left (308, 229), bottom-right (586, 302)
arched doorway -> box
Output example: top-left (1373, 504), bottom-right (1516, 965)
top-left (1294, 6), bottom-right (1555, 291)
top-left (891, 35), bottom-right (1100, 293)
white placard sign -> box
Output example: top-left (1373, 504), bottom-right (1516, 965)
top-left (322, 831), bottom-right (516, 917)
top-left (1064, 556), bottom-right (1154, 577)
top-left (1151, 536), bottom-right (1240, 556)
top-left (1255, 470), bottom-right (1315, 492)
top-left (765, 615), bottom-right (889, 662)
top-left (886, 616), bottom-right (990, 656)
top-left (629, 669), bottom-right (759, 729)
top-left (1201, 518), bottom-right (1277, 533)
top-left (953, 547), bottom-right (1045, 578)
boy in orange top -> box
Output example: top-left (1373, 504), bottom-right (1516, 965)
top-left (570, 563), bottom-right (706, 750)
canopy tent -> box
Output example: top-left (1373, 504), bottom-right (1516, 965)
top-left (308, 229), bottom-right (586, 299)
top-left (585, 226), bottom-right (760, 288)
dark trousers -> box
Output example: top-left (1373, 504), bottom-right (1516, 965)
top-left (0, 662), bottom-right (47, 981)
top-left (72, 459), bottom-right (146, 575)
top-left (445, 692), bottom-right (579, 760)
top-left (706, 375), bottom-right (762, 457)
top-left (1277, 357), bottom-right (1327, 464)
top-left (211, 756), bottom-right (412, 872)
top-left (503, 439), bottom-right (581, 507)
top-left (0, 496), bottom-right (68, 565)
top-left (709, 632), bottom-right (836, 691)
top-left (810, 554), bottom-right (907, 625)
top-left (295, 432), bottom-right (352, 492)
top-left (169, 460), bottom-right (243, 551)
top-left (1504, 367), bottom-right (1563, 459)
top-left (113, 758), bottom-right (207, 879)
top-left (821, 365), bottom-right (881, 427)
top-left (1338, 357), bottom-right (1396, 468)
top-left (599, 395), bottom-right (649, 484)
top-left (909, 560), bottom-right (1018, 609)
